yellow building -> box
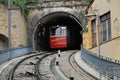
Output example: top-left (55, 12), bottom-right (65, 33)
top-left (83, 0), bottom-right (120, 60)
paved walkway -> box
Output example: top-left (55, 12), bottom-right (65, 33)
top-left (74, 51), bottom-right (100, 79)
top-left (54, 51), bottom-right (110, 80)
top-left (57, 50), bottom-right (93, 80)
top-left (59, 51), bottom-right (83, 80)
top-left (74, 51), bottom-right (116, 80)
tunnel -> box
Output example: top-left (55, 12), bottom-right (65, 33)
top-left (33, 12), bottom-right (83, 51)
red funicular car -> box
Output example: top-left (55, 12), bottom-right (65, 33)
top-left (50, 25), bottom-right (67, 49)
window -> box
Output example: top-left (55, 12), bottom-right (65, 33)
top-left (50, 26), bottom-right (67, 36)
top-left (55, 27), bottom-right (67, 36)
top-left (91, 12), bottom-right (111, 47)
top-left (101, 12), bottom-right (111, 42)
top-left (92, 20), bottom-right (97, 46)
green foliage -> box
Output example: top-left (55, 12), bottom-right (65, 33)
top-left (80, 27), bottom-right (88, 35)
top-left (12, 0), bottom-right (29, 17)
top-left (0, 0), bottom-right (8, 5)
top-left (85, 0), bottom-right (92, 3)
top-left (0, 0), bottom-right (41, 18)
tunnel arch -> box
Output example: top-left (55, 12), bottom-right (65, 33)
top-left (0, 34), bottom-right (8, 50)
top-left (30, 8), bottom-right (84, 51)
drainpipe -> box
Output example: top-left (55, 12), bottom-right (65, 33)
top-left (95, 12), bottom-right (100, 57)
top-left (8, 0), bottom-right (11, 50)
top-left (96, 12), bottom-right (102, 80)
top-left (85, 12), bottom-right (101, 79)
top-left (8, 0), bottom-right (12, 59)
top-left (85, 13), bottom-right (101, 57)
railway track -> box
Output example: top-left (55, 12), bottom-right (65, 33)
top-left (0, 51), bottom-right (56, 80)
top-left (0, 50), bottom-right (98, 80)
top-left (58, 50), bottom-right (98, 80)
top-left (7, 52), bottom-right (55, 80)
top-left (0, 52), bottom-right (39, 80)
top-left (68, 51), bottom-right (97, 80)
top-left (35, 52), bottom-right (56, 80)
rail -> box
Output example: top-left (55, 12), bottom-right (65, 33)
top-left (35, 52), bottom-right (54, 80)
top-left (68, 51), bottom-right (97, 80)
top-left (8, 52), bottom-right (39, 80)
top-left (81, 46), bottom-right (120, 78)
top-left (8, 52), bottom-right (53, 80)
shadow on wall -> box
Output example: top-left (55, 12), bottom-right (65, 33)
top-left (0, 34), bottom-right (8, 51)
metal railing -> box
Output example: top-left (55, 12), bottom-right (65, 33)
top-left (81, 47), bottom-right (120, 78)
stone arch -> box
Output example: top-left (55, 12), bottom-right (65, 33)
top-left (29, 8), bottom-right (84, 29)
top-left (0, 34), bottom-right (8, 50)
top-left (28, 8), bottom-right (84, 50)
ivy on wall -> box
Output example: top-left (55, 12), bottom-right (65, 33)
top-left (0, 0), bottom-right (8, 5)
top-left (80, 27), bottom-right (88, 35)
top-left (0, 0), bottom-right (89, 18)
top-left (12, 0), bottom-right (30, 18)
top-left (85, 0), bottom-right (92, 3)
top-left (0, 0), bottom-right (42, 19)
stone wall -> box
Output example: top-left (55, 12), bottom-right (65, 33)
top-left (83, 21), bottom-right (92, 49)
top-left (0, 0), bottom-right (88, 50)
top-left (0, 5), bottom-right (8, 37)
top-left (0, 5), bottom-right (27, 49)
top-left (28, 1), bottom-right (87, 46)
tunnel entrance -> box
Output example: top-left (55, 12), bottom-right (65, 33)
top-left (34, 12), bottom-right (83, 51)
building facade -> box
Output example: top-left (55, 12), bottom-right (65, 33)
top-left (83, 0), bottom-right (120, 60)
top-left (0, 1), bottom-right (87, 51)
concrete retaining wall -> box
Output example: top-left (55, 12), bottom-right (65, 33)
top-left (0, 47), bottom-right (32, 63)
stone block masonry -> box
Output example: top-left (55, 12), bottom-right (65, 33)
top-left (0, 5), bottom-right (27, 49)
